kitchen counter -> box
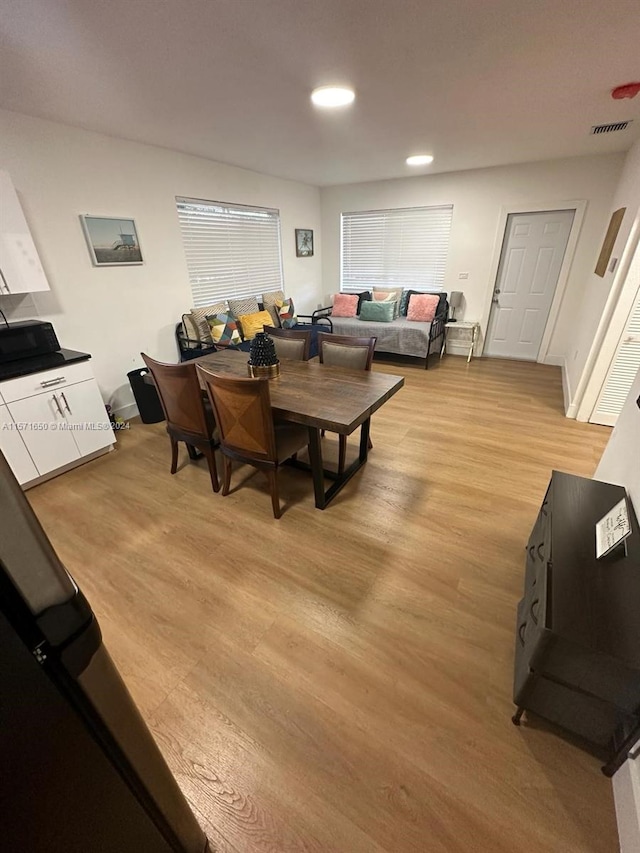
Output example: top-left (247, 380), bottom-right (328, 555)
top-left (0, 349), bottom-right (91, 381)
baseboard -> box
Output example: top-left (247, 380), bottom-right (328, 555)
top-left (114, 402), bottom-right (139, 421)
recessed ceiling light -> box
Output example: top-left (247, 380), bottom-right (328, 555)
top-left (311, 86), bottom-right (355, 108)
top-left (406, 155), bottom-right (434, 166)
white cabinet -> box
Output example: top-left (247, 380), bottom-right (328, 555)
top-left (0, 403), bottom-right (39, 483)
top-left (55, 380), bottom-right (115, 457)
top-left (0, 170), bottom-right (50, 294)
top-left (0, 360), bottom-right (113, 487)
top-left (7, 392), bottom-right (82, 474)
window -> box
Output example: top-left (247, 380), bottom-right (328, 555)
top-left (341, 205), bottom-right (453, 293)
top-left (176, 197), bottom-right (283, 307)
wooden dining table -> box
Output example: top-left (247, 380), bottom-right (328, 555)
top-left (190, 349), bottom-right (405, 509)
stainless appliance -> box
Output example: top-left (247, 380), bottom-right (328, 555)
top-left (0, 451), bottom-right (209, 852)
top-left (0, 319), bottom-right (60, 362)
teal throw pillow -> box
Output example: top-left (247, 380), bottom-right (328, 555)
top-left (359, 300), bottom-right (395, 323)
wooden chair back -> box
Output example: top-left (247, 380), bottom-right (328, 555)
top-left (141, 353), bottom-right (212, 437)
top-left (263, 325), bottom-right (311, 361)
top-left (196, 367), bottom-right (277, 462)
top-left (317, 333), bottom-right (377, 371)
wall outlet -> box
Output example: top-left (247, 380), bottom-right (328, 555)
top-left (458, 272), bottom-right (469, 279)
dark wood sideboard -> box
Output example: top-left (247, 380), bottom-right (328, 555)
top-left (512, 471), bottom-right (640, 776)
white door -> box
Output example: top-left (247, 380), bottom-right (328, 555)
top-left (59, 380), bottom-right (114, 456)
top-left (485, 210), bottom-right (575, 360)
top-left (7, 392), bottom-right (80, 475)
top-left (590, 280), bottom-right (640, 427)
top-left (0, 403), bottom-right (39, 484)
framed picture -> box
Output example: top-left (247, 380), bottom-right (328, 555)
top-left (595, 207), bottom-right (625, 277)
top-left (295, 228), bottom-right (314, 257)
top-left (81, 215), bottom-right (143, 266)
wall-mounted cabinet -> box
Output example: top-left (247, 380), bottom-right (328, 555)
top-left (0, 170), bottom-right (50, 294)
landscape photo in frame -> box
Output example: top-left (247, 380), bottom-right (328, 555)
top-left (81, 215), bottom-right (144, 266)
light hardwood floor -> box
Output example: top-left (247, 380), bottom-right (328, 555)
top-left (28, 355), bottom-right (617, 853)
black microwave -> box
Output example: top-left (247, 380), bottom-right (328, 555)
top-left (0, 320), bottom-right (60, 363)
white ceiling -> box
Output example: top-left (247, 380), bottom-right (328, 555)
top-left (1, 0), bottom-right (639, 186)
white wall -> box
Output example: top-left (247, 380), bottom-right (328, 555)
top-left (573, 140), bottom-right (640, 421)
top-left (320, 154), bottom-right (623, 401)
top-left (0, 109), bottom-right (322, 413)
top-left (595, 365), bottom-right (640, 852)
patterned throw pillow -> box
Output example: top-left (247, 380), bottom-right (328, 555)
top-left (331, 293), bottom-right (359, 318)
top-left (228, 296), bottom-right (260, 320)
top-left (407, 293), bottom-right (440, 322)
top-left (206, 312), bottom-right (242, 346)
top-left (359, 301), bottom-right (395, 323)
top-left (262, 290), bottom-right (286, 326)
top-left (190, 302), bottom-right (227, 341)
top-left (237, 309), bottom-right (273, 340)
top-left (276, 298), bottom-right (298, 329)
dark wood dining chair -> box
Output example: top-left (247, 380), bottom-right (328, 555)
top-left (196, 365), bottom-right (309, 518)
top-left (317, 332), bottom-right (377, 474)
top-left (140, 353), bottom-right (219, 492)
top-left (263, 326), bottom-right (311, 361)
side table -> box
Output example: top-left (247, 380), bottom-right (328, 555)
top-left (440, 321), bottom-right (479, 363)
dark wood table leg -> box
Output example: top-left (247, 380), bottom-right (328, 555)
top-left (358, 418), bottom-right (370, 463)
top-left (307, 426), bottom-right (326, 509)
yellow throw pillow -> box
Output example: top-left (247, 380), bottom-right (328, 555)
top-left (237, 310), bottom-right (273, 341)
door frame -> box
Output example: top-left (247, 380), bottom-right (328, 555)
top-left (480, 200), bottom-right (587, 363)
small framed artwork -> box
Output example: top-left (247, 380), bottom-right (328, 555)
top-left (595, 207), bottom-right (625, 277)
top-left (295, 228), bottom-right (314, 257)
top-left (81, 215), bottom-right (144, 266)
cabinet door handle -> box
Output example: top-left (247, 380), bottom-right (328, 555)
top-left (518, 622), bottom-right (527, 646)
top-left (530, 598), bottom-right (540, 625)
top-left (60, 392), bottom-right (71, 414)
top-left (52, 394), bottom-right (64, 416)
top-left (40, 376), bottom-right (65, 388)
top-left (528, 544), bottom-right (536, 560)
top-left (536, 543), bottom-right (545, 561)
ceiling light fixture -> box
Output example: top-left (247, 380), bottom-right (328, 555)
top-left (311, 86), bottom-right (355, 108)
top-left (406, 155), bottom-right (434, 166)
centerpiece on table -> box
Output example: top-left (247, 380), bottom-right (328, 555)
top-left (247, 331), bottom-right (280, 378)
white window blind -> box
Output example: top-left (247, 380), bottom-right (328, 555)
top-left (176, 197), bottom-right (283, 307)
top-left (341, 205), bottom-right (453, 293)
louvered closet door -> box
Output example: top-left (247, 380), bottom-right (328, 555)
top-left (590, 282), bottom-right (640, 427)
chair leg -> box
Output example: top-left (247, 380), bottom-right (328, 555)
top-left (170, 437), bottom-right (179, 474)
top-left (222, 456), bottom-right (233, 496)
top-left (266, 468), bottom-right (281, 519)
top-left (202, 445), bottom-right (220, 493)
top-left (338, 435), bottom-right (347, 475)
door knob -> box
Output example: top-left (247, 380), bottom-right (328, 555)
top-left (494, 288), bottom-right (501, 295)
top-left (492, 298), bottom-right (500, 305)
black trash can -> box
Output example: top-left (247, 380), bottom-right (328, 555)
top-left (127, 368), bottom-right (165, 424)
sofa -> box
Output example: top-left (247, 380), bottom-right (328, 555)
top-left (313, 289), bottom-right (449, 369)
top-left (176, 290), bottom-right (332, 362)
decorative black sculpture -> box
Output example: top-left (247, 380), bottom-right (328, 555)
top-left (248, 331), bottom-right (280, 378)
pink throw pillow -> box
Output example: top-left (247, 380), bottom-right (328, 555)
top-left (332, 293), bottom-right (358, 318)
top-left (407, 293), bottom-right (439, 322)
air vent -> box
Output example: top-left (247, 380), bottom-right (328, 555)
top-left (591, 120), bottom-right (633, 135)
